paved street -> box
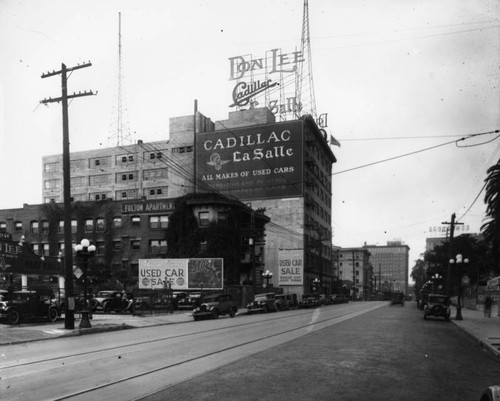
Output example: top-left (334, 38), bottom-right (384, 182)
top-left (0, 302), bottom-right (499, 401)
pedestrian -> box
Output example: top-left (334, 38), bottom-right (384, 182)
top-left (484, 295), bottom-right (492, 318)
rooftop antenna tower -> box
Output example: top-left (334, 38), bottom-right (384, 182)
top-left (108, 12), bottom-right (133, 146)
top-left (295, 0), bottom-right (317, 121)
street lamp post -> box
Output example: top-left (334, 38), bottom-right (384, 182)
top-left (432, 273), bottom-right (442, 293)
top-left (313, 278), bottom-right (320, 293)
top-left (74, 239), bottom-right (96, 329)
top-left (262, 270), bottom-right (273, 288)
top-left (449, 254), bottom-right (469, 321)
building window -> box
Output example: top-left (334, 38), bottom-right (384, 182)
top-left (0, 222), bottom-right (6, 232)
top-left (131, 216), bottom-right (141, 227)
top-left (149, 215), bottom-right (168, 229)
top-left (89, 174), bottom-right (112, 186)
top-left (143, 169), bottom-right (168, 180)
top-left (96, 241), bottom-right (105, 255)
top-left (44, 179), bottom-right (61, 189)
top-left (14, 222), bottom-right (22, 232)
top-left (149, 239), bottom-right (167, 254)
top-left (42, 243), bottom-right (50, 256)
top-left (44, 162), bottom-right (60, 173)
top-left (41, 220), bottom-right (49, 234)
top-left (200, 241), bottom-right (207, 252)
top-left (217, 212), bottom-right (228, 225)
top-left (31, 221), bottom-right (39, 234)
top-left (32, 243), bottom-right (40, 255)
top-left (96, 218), bottom-right (105, 231)
top-left (85, 219), bottom-right (94, 232)
top-left (113, 217), bottom-right (122, 228)
top-left (112, 240), bottom-right (122, 251)
top-left (130, 239), bottom-right (141, 250)
top-left (198, 211), bottom-right (210, 227)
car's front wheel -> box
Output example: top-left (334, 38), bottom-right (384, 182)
top-left (48, 307), bottom-right (59, 322)
top-left (212, 309), bottom-right (219, 319)
top-left (103, 302), bottom-right (112, 313)
top-left (229, 307), bottom-right (236, 317)
top-left (7, 309), bottom-right (20, 325)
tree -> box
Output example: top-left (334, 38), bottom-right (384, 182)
top-left (482, 158), bottom-right (500, 269)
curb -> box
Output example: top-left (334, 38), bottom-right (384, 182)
top-left (452, 321), bottom-right (500, 360)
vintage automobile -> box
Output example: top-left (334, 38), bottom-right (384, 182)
top-left (299, 293), bottom-right (321, 308)
top-left (247, 292), bottom-right (278, 314)
top-left (177, 293), bottom-right (202, 310)
top-left (423, 294), bottom-right (451, 320)
top-left (391, 292), bottom-right (405, 306)
top-left (91, 290), bottom-right (131, 313)
top-left (192, 293), bottom-right (238, 320)
top-left (275, 294), bottom-right (290, 311)
top-left (0, 290), bottom-right (60, 325)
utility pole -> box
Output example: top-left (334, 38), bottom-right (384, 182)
top-left (442, 213), bottom-right (464, 297)
top-left (41, 62), bottom-right (96, 330)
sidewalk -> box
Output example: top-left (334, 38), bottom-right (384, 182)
top-left (0, 306), bottom-right (499, 360)
top-left (450, 306), bottom-right (500, 359)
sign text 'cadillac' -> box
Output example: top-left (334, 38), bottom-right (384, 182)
top-left (278, 249), bottom-right (304, 286)
top-left (139, 258), bottom-right (223, 290)
top-left (196, 121), bottom-right (303, 200)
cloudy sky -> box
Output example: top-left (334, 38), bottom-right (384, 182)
top-left (0, 0), bottom-right (499, 273)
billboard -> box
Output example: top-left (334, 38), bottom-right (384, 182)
top-left (278, 249), bottom-right (304, 286)
top-left (138, 258), bottom-right (223, 290)
top-left (196, 121), bottom-right (303, 200)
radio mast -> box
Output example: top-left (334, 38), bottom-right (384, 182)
top-left (108, 12), bottom-right (132, 146)
top-left (295, 0), bottom-right (317, 121)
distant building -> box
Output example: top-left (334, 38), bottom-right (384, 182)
top-left (364, 241), bottom-right (410, 294)
top-left (336, 247), bottom-right (372, 300)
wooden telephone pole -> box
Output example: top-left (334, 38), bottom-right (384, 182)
top-left (442, 213), bottom-right (464, 297)
top-left (41, 62), bottom-right (96, 330)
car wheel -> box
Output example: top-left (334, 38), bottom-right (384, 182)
top-left (193, 315), bottom-right (200, 321)
top-left (103, 302), bottom-right (112, 313)
top-left (7, 309), bottom-right (20, 325)
top-left (212, 309), bottom-right (219, 319)
top-left (48, 307), bottom-right (59, 322)
top-left (229, 307), bottom-right (236, 318)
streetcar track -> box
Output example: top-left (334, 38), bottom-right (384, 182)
top-left (0, 303), bottom-right (372, 371)
top-left (49, 303), bottom-right (384, 401)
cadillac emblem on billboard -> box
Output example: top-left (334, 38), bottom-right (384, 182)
top-left (196, 121), bottom-right (304, 200)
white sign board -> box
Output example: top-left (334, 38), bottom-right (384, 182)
top-left (138, 258), bottom-right (223, 290)
top-left (278, 249), bottom-right (303, 286)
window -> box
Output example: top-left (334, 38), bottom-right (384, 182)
top-left (96, 241), bottom-right (105, 255)
top-left (14, 222), bottom-right (23, 232)
top-left (85, 219), bottom-right (94, 232)
top-left (113, 217), bottom-right (122, 228)
top-left (149, 239), bottom-right (167, 254)
top-left (31, 221), bottom-right (39, 234)
top-left (131, 216), bottom-right (141, 227)
top-left (44, 162), bottom-right (60, 173)
top-left (41, 220), bottom-right (49, 234)
top-left (96, 218), bottom-right (105, 231)
top-left (70, 159), bottom-right (85, 171)
top-left (218, 212), bottom-right (228, 225)
top-left (89, 174), bottom-right (112, 186)
top-left (32, 244), bottom-right (40, 255)
top-left (200, 241), bottom-right (207, 252)
top-left (115, 189), bottom-right (138, 200)
top-left (42, 243), bottom-right (50, 256)
top-left (130, 239), bottom-right (141, 250)
top-left (198, 211), bottom-right (210, 227)
top-left (71, 220), bottom-right (77, 233)
top-left (112, 240), bottom-right (122, 251)
top-left (44, 179), bottom-right (61, 189)
top-left (0, 222), bottom-right (6, 232)
top-left (70, 176), bottom-right (86, 188)
top-left (143, 169), bottom-right (168, 180)
top-left (148, 215), bottom-right (168, 229)
top-left (90, 157), bottom-right (111, 168)
top-left (116, 172), bottom-right (137, 182)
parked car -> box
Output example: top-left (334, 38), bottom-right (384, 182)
top-left (423, 294), bottom-right (450, 320)
top-left (192, 293), bottom-right (238, 320)
top-left (0, 290), bottom-right (60, 325)
top-left (91, 290), bottom-right (131, 313)
top-left (177, 293), bottom-right (202, 310)
top-left (275, 294), bottom-right (290, 311)
top-left (299, 293), bottom-right (321, 308)
top-left (247, 292), bottom-right (278, 314)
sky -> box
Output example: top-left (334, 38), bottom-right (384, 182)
top-left (0, 0), bottom-right (499, 277)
